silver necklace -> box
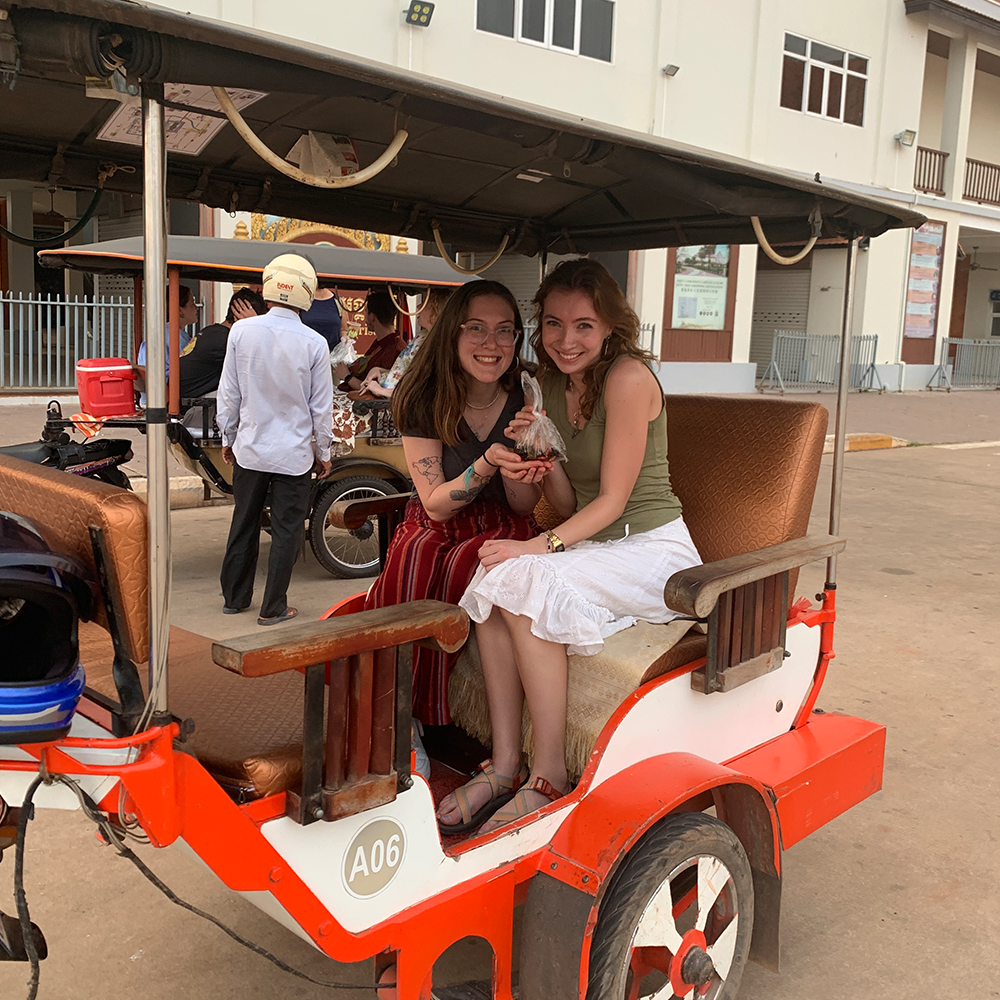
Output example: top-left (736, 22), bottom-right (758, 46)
top-left (465, 387), bottom-right (502, 410)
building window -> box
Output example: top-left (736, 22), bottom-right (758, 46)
top-left (477, 0), bottom-right (614, 62)
top-left (780, 33), bottom-right (867, 127)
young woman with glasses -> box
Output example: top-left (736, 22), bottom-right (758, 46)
top-left (364, 280), bottom-right (540, 802)
top-left (437, 259), bottom-right (702, 835)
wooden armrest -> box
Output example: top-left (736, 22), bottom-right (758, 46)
top-left (212, 600), bottom-right (468, 677)
top-left (664, 534), bottom-right (846, 619)
top-left (329, 492), bottom-right (414, 530)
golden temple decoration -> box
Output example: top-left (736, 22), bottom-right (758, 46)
top-left (232, 220), bottom-right (250, 240)
top-left (248, 214), bottom-right (393, 250)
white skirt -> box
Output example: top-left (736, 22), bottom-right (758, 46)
top-left (459, 517), bottom-right (701, 656)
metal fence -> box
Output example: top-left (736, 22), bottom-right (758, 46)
top-left (928, 338), bottom-right (1000, 390)
top-left (0, 293), bottom-right (135, 389)
top-left (758, 330), bottom-right (883, 393)
top-left (520, 320), bottom-right (657, 366)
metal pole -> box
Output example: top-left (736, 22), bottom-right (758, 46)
top-left (168, 267), bottom-right (181, 415)
top-left (142, 82), bottom-right (171, 723)
top-left (825, 237), bottom-right (859, 590)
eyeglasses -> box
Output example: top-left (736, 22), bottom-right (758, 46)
top-left (460, 322), bottom-right (519, 348)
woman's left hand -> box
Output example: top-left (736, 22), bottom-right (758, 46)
top-left (478, 534), bottom-right (548, 570)
top-left (486, 443), bottom-right (552, 483)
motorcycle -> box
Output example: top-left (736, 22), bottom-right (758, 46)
top-left (0, 401), bottom-right (134, 490)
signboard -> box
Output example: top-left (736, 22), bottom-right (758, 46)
top-left (96, 84), bottom-right (266, 156)
top-left (670, 245), bottom-right (730, 330)
top-left (903, 221), bottom-right (945, 339)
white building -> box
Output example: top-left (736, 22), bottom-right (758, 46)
top-left (5, 0), bottom-right (1000, 391)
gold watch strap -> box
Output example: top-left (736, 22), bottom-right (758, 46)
top-left (545, 529), bottom-right (565, 553)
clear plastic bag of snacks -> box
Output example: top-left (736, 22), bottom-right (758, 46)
top-left (329, 339), bottom-right (358, 368)
top-left (513, 371), bottom-right (567, 462)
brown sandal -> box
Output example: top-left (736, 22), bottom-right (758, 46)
top-left (481, 776), bottom-right (564, 832)
top-left (437, 758), bottom-right (528, 835)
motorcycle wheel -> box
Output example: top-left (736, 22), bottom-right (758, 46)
top-left (93, 468), bottom-right (132, 490)
top-left (308, 476), bottom-right (398, 578)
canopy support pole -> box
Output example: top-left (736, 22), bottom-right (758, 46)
top-left (142, 82), bottom-right (171, 723)
top-left (825, 236), bottom-right (859, 590)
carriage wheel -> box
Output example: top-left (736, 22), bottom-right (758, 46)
top-left (586, 813), bottom-right (754, 1000)
top-left (308, 476), bottom-right (398, 578)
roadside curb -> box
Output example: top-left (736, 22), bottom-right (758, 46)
top-left (823, 433), bottom-right (908, 454)
top-left (131, 475), bottom-right (232, 510)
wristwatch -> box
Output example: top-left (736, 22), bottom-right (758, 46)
top-left (545, 529), bottom-right (565, 553)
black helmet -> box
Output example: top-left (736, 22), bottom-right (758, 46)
top-left (0, 512), bottom-right (96, 743)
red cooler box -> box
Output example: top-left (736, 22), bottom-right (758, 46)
top-left (76, 358), bottom-right (138, 417)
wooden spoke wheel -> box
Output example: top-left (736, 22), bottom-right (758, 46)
top-left (586, 813), bottom-right (754, 1000)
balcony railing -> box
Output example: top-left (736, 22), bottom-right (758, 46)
top-left (914, 147), bottom-right (948, 196)
top-left (964, 157), bottom-right (1000, 206)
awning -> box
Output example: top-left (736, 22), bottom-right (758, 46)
top-left (37, 236), bottom-right (472, 288)
top-left (3, 0), bottom-right (926, 255)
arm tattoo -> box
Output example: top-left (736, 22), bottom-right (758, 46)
top-left (412, 456), bottom-right (443, 486)
top-left (449, 463), bottom-right (490, 504)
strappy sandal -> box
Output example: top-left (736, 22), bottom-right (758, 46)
top-left (257, 607), bottom-right (298, 626)
top-left (480, 776), bottom-right (564, 833)
top-left (437, 758), bottom-right (528, 836)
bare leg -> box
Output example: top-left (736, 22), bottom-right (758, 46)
top-left (477, 611), bottom-right (570, 832)
top-left (437, 609), bottom-right (524, 825)
top-left (501, 610), bottom-right (569, 791)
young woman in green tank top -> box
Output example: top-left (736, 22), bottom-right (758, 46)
top-left (436, 260), bottom-right (702, 835)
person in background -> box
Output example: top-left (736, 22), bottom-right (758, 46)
top-left (179, 288), bottom-right (266, 399)
top-left (358, 286), bottom-right (453, 398)
top-left (301, 286), bottom-right (342, 349)
top-left (216, 254), bottom-right (334, 627)
top-left (135, 284), bottom-right (198, 407)
top-left (335, 290), bottom-right (404, 391)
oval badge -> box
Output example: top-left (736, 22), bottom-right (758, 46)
top-left (342, 818), bottom-right (406, 898)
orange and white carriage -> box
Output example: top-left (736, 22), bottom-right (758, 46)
top-left (0, 5), bottom-right (923, 999)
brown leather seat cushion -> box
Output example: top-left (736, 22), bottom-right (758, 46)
top-left (665, 394), bottom-right (828, 595)
top-left (0, 454), bottom-right (149, 664)
top-left (80, 623), bottom-right (305, 798)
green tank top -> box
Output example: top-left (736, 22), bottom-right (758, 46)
top-left (541, 359), bottom-right (682, 542)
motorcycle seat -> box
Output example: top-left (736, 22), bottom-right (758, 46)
top-left (0, 441), bottom-right (52, 465)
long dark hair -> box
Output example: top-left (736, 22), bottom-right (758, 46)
top-left (531, 258), bottom-right (653, 422)
top-left (393, 280), bottom-right (524, 446)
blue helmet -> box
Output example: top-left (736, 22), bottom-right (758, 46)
top-left (0, 512), bottom-right (95, 744)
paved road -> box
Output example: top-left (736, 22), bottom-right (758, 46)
top-left (0, 434), bottom-right (997, 998)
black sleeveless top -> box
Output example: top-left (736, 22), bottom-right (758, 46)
top-left (400, 384), bottom-right (524, 505)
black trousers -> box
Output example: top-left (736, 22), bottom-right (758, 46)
top-left (220, 462), bottom-right (311, 619)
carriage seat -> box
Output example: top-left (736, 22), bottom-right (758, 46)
top-left (447, 394), bottom-right (829, 779)
top-left (0, 455), bottom-right (303, 799)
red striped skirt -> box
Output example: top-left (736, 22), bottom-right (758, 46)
top-left (365, 497), bottom-right (537, 725)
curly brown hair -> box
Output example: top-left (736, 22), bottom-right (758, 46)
top-left (392, 280), bottom-right (525, 446)
top-left (530, 258), bottom-right (653, 422)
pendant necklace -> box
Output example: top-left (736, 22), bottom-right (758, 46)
top-left (466, 388), bottom-right (502, 410)
top-left (567, 381), bottom-right (584, 437)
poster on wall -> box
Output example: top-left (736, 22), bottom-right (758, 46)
top-left (903, 221), bottom-right (945, 338)
top-left (671, 245), bottom-right (730, 330)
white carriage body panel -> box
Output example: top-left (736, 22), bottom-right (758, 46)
top-left (591, 619), bottom-right (821, 787)
top-left (261, 778), bottom-right (565, 935)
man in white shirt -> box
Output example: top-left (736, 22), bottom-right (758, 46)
top-left (216, 254), bottom-right (334, 625)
